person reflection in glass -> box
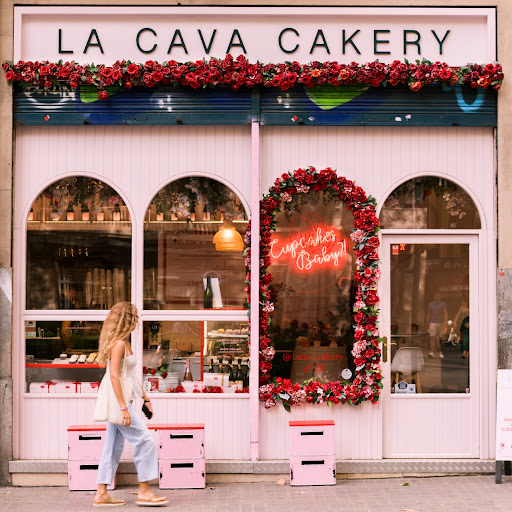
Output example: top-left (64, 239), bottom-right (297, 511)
top-left (426, 292), bottom-right (448, 359)
top-left (460, 315), bottom-right (469, 359)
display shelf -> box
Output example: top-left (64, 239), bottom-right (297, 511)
top-left (26, 363), bottom-right (101, 368)
top-left (207, 333), bottom-right (249, 338)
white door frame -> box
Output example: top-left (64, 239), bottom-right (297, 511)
top-left (380, 231), bottom-right (480, 458)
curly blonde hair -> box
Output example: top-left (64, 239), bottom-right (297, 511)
top-left (97, 302), bottom-right (139, 366)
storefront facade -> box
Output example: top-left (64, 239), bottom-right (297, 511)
top-left (1, 3), bottom-right (510, 484)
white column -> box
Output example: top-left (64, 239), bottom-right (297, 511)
top-left (249, 120), bottom-right (260, 461)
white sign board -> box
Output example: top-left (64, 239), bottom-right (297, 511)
top-left (496, 370), bottom-right (512, 461)
top-left (14, 6), bottom-right (496, 65)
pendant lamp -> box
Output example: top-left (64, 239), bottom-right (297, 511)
top-left (213, 219), bottom-right (244, 251)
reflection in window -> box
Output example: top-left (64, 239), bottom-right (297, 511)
top-left (380, 177), bottom-right (480, 229)
top-left (26, 177), bottom-right (131, 310)
top-left (390, 243), bottom-right (469, 394)
top-left (268, 191), bottom-right (356, 384)
top-left (25, 320), bottom-right (105, 393)
top-left (143, 177), bottom-right (247, 310)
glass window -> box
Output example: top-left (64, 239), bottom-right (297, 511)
top-left (390, 243), bottom-right (470, 394)
top-left (143, 177), bottom-right (247, 310)
top-left (380, 177), bottom-right (481, 229)
top-left (267, 190), bottom-right (356, 384)
top-left (27, 177), bottom-right (131, 309)
top-left (142, 320), bottom-right (249, 393)
top-left (25, 320), bottom-right (105, 393)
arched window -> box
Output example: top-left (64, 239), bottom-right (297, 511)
top-left (142, 177), bottom-right (249, 388)
top-left (26, 177), bottom-right (132, 310)
top-left (25, 177), bottom-right (131, 392)
top-left (143, 177), bottom-right (247, 311)
top-left (380, 176), bottom-right (479, 395)
top-left (380, 176), bottom-right (480, 230)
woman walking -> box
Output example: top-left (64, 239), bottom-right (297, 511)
top-left (93, 302), bottom-right (168, 507)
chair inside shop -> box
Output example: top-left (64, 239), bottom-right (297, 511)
top-left (390, 347), bottom-right (425, 393)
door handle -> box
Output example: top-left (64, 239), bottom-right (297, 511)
top-left (382, 336), bottom-right (397, 363)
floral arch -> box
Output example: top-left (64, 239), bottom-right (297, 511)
top-left (245, 167), bottom-right (382, 410)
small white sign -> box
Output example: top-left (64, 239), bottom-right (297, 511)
top-left (341, 368), bottom-right (352, 380)
top-left (394, 381), bottom-right (416, 394)
top-left (496, 370), bottom-right (512, 460)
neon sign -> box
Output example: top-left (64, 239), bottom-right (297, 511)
top-left (270, 226), bottom-right (348, 272)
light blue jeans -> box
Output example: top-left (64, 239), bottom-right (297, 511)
top-left (97, 402), bottom-right (158, 485)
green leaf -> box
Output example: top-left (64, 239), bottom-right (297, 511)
top-left (282, 400), bottom-right (291, 413)
top-left (327, 400), bottom-right (332, 408)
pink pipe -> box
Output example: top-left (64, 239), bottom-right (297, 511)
top-left (249, 120), bottom-right (260, 461)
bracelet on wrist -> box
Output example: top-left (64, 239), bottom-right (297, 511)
top-left (144, 399), bottom-right (151, 403)
top-left (120, 406), bottom-right (127, 411)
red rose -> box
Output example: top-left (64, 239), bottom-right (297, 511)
top-left (101, 67), bottom-right (112, 78)
top-left (440, 68), bottom-right (452, 80)
top-left (410, 81), bottom-right (423, 92)
top-left (142, 366), bottom-right (148, 374)
top-left (161, 371), bottom-right (168, 379)
top-left (354, 311), bottom-right (366, 323)
top-left (124, 81), bottom-right (133, 89)
top-left (127, 63), bottom-right (139, 75)
top-left (97, 90), bottom-right (109, 101)
top-left (5, 70), bottom-right (15, 81)
top-left (112, 69), bottom-right (122, 81)
top-left (150, 368), bottom-right (156, 375)
top-left (367, 237), bottom-right (379, 248)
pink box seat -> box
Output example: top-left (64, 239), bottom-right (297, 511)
top-left (289, 420), bottom-right (336, 486)
top-left (67, 424), bottom-right (115, 491)
top-left (148, 423), bottom-right (205, 489)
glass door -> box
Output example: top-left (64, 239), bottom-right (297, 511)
top-left (381, 234), bottom-right (479, 458)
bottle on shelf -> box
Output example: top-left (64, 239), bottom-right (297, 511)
top-left (234, 359), bottom-right (242, 382)
top-left (242, 361), bottom-right (249, 388)
top-left (226, 358), bottom-right (235, 383)
top-left (204, 275), bottom-right (213, 309)
top-left (183, 358), bottom-right (193, 381)
top-left (208, 358), bottom-right (214, 373)
top-left (202, 204), bottom-right (211, 221)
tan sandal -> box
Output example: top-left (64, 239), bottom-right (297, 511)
top-left (135, 494), bottom-right (169, 507)
top-left (93, 496), bottom-right (126, 507)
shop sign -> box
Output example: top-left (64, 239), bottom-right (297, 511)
top-left (270, 225), bottom-right (348, 272)
top-left (15, 7), bottom-right (496, 65)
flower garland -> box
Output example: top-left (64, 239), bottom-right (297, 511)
top-left (245, 167), bottom-right (383, 411)
top-left (2, 55), bottom-right (503, 100)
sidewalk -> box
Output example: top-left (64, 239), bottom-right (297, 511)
top-left (2, 475), bottom-right (512, 512)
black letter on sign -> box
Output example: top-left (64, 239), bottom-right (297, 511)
top-left (342, 29), bottom-right (361, 55)
top-left (83, 29), bottom-right (104, 54)
top-left (278, 28), bottom-right (299, 54)
top-left (226, 29), bottom-right (247, 54)
top-left (198, 29), bottom-right (217, 54)
top-left (167, 29), bottom-right (188, 54)
top-left (310, 29), bottom-right (330, 54)
top-left (403, 30), bottom-right (421, 55)
top-left (136, 28), bottom-right (157, 54)
top-left (432, 29), bottom-right (450, 55)
top-left (374, 30), bottom-right (390, 55)
top-left (58, 29), bottom-right (73, 54)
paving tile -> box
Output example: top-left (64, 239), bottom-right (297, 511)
top-left (5, 476), bottom-right (512, 511)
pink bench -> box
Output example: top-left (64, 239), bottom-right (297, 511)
top-left (67, 423), bottom-right (205, 491)
top-left (289, 420), bottom-right (336, 486)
